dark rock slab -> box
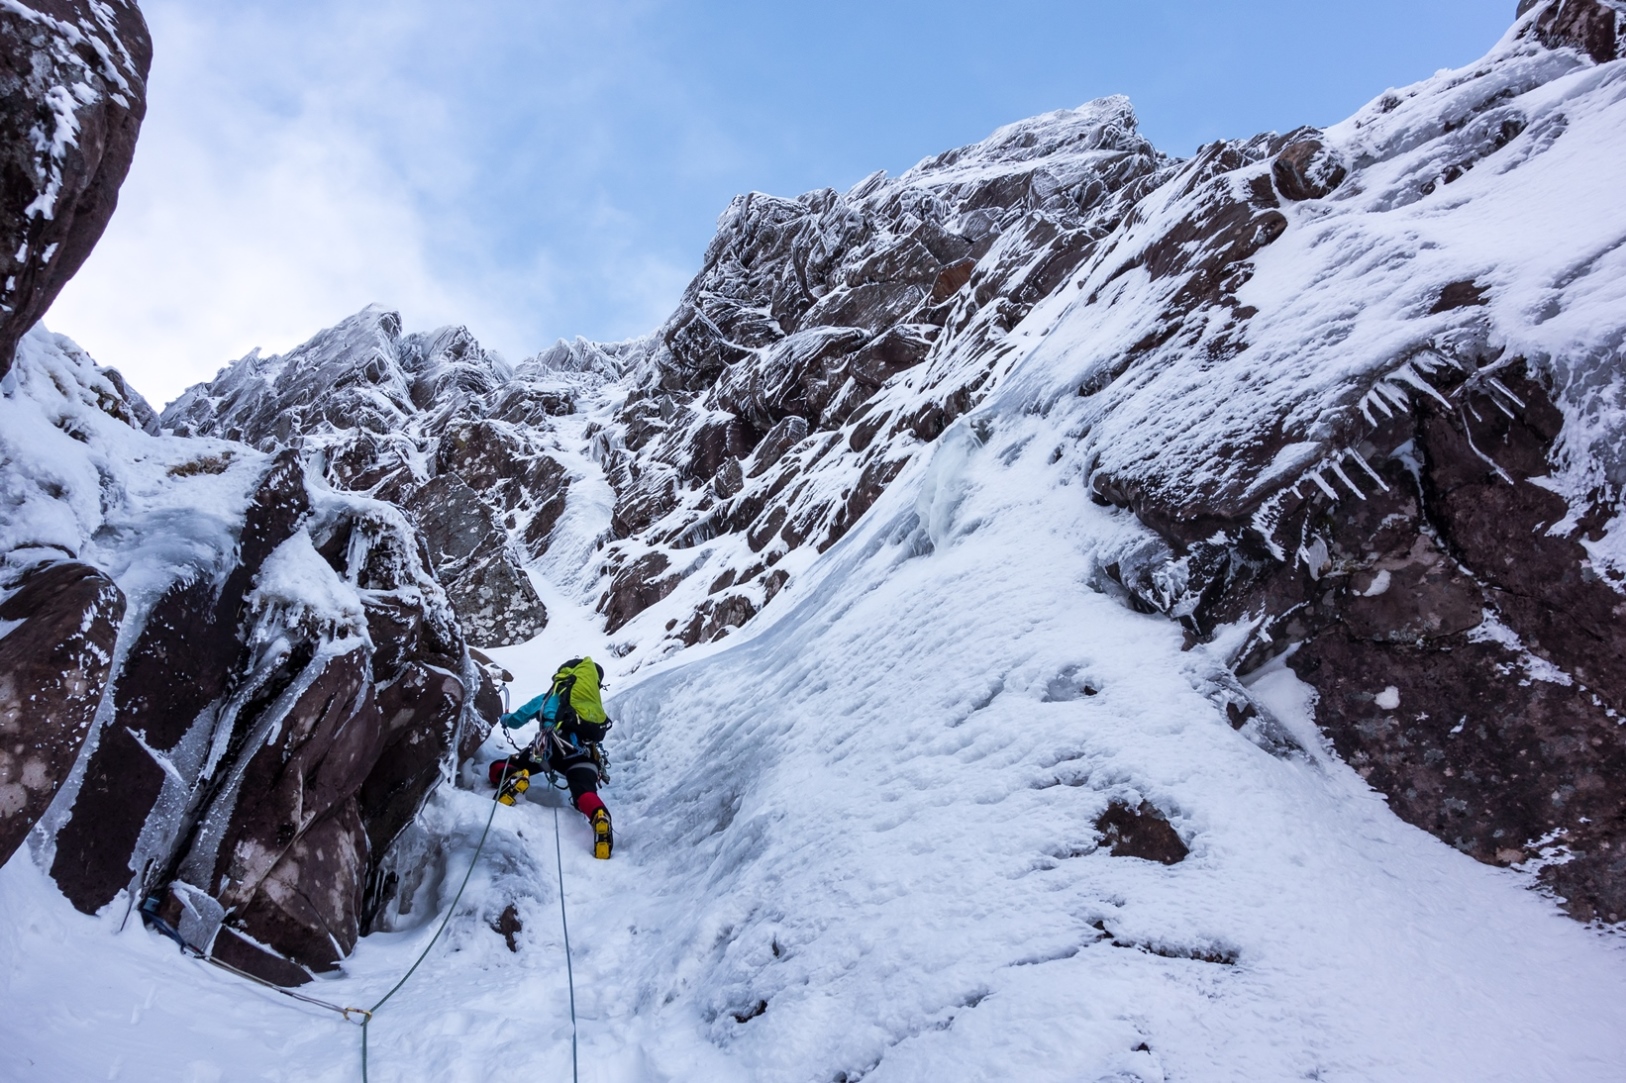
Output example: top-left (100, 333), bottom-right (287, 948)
top-left (1293, 626), bottom-right (1626, 923)
top-left (602, 552), bottom-right (681, 633)
top-left (748, 416), bottom-right (810, 478)
top-left (33, 449), bottom-right (496, 980)
top-left (51, 451), bottom-right (311, 912)
top-left (407, 472), bottom-right (547, 647)
top-left (1122, 359), bottom-right (1626, 922)
top-left (679, 593), bottom-right (759, 646)
top-left (0, 562), bottom-right (123, 867)
top-left (1272, 138), bottom-right (1347, 202)
top-left (359, 658), bottom-right (466, 862)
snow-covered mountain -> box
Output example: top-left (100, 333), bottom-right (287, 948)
top-left (4, 1), bottom-right (1626, 1080)
top-left (166, 0), bottom-right (1626, 923)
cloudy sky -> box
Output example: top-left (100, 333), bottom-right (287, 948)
top-left (45, 0), bottom-right (1515, 407)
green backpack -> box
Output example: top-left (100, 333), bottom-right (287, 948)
top-left (541, 656), bottom-right (610, 741)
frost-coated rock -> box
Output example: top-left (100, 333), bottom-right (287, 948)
top-left (0, 0), bottom-right (150, 376)
top-left (164, 307), bottom-right (562, 646)
top-left (2, 330), bottom-right (495, 984)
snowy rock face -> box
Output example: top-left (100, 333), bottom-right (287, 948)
top-left (0, 329), bottom-right (497, 984)
top-left (594, 97), bottom-right (1169, 642)
top-left (1014, 0), bottom-right (1626, 922)
top-left (0, 0), bottom-right (149, 376)
top-left (163, 310), bottom-right (556, 647)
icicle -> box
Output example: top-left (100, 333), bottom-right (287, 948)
top-left (1487, 376), bottom-right (1526, 409)
top-left (1309, 470), bottom-right (1339, 501)
top-left (1250, 499), bottom-right (1289, 561)
top-left (1330, 461), bottom-right (1366, 500)
top-left (1389, 363), bottom-right (1451, 406)
top-left (1348, 448), bottom-right (1391, 492)
top-left (1376, 382), bottom-right (1411, 411)
top-left (1362, 388), bottom-right (1395, 421)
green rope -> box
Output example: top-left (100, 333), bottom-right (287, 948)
top-left (361, 762), bottom-right (510, 1082)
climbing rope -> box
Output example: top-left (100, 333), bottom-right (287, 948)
top-left (553, 802), bottom-right (582, 1083)
top-left (161, 933), bottom-right (373, 1023)
top-left (359, 760), bottom-right (511, 1082)
top-left (147, 734), bottom-right (583, 1082)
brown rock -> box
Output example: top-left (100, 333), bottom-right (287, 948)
top-left (1292, 627), bottom-right (1626, 924)
top-left (435, 419), bottom-right (569, 520)
top-left (1523, 0), bottom-right (1622, 63)
top-left (0, 0), bottom-right (151, 376)
top-left (522, 488), bottom-right (571, 558)
top-left (1139, 362), bottom-right (1626, 922)
top-left (689, 416), bottom-right (755, 482)
top-left (1095, 801), bottom-right (1189, 864)
top-left (824, 457), bottom-right (909, 550)
top-left (52, 452), bottom-right (313, 913)
top-left (748, 416), bottom-right (810, 478)
top-left (360, 657), bottom-right (466, 861)
top-left (930, 259), bottom-right (976, 304)
top-left (602, 552), bottom-right (681, 633)
top-left (679, 593), bottom-right (759, 646)
top-left (40, 452), bottom-right (492, 981)
top-left (492, 902), bottom-right (523, 952)
top-left (850, 325), bottom-right (936, 392)
top-left (1337, 536), bottom-right (1486, 643)
top-left (0, 562), bottom-right (123, 867)
top-left (407, 473), bottom-right (547, 647)
top-left (1430, 280), bottom-right (1491, 313)
top-left (801, 282), bottom-right (930, 335)
top-left (1272, 139), bottom-right (1348, 202)
top-left (845, 237), bottom-right (942, 290)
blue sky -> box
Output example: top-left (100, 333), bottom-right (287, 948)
top-left (48, 0), bottom-right (1518, 405)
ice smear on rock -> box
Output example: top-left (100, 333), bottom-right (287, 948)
top-left (1, 325), bottom-right (497, 984)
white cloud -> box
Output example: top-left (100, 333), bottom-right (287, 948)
top-left (43, 0), bottom-right (696, 408)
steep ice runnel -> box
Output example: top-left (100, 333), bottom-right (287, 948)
top-left (6, 400), bottom-right (1625, 1082)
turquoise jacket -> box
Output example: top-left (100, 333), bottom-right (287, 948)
top-left (500, 694), bottom-right (549, 730)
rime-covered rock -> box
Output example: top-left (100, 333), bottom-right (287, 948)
top-left (163, 307), bottom-right (599, 641)
top-left (1020, 0), bottom-right (1626, 921)
top-left (587, 97), bottom-right (1170, 640)
top-left (3, 330), bottom-right (494, 984)
top-left (0, 0), bottom-right (150, 376)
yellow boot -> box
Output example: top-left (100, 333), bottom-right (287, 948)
top-left (496, 769), bottom-right (531, 806)
top-left (590, 808), bottom-right (613, 859)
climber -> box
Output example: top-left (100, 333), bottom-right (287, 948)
top-left (490, 656), bottom-right (614, 859)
